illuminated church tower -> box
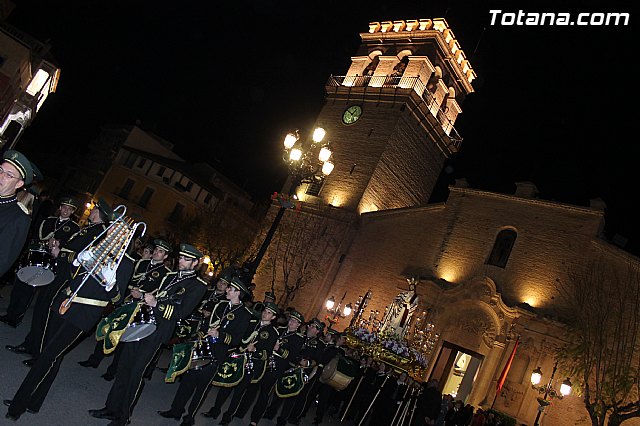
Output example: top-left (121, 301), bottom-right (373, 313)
top-left (295, 18), bottom-right (476, 214)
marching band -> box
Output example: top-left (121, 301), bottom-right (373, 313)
top-left (0, 171), bottom-right (424, 426)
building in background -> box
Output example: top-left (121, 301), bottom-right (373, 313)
top-left (64, 124), bottom-right (264, 271)
top-left (246, 18), bottom-right (639, 425)
top-left (0, 12), bottom-right (60, 150)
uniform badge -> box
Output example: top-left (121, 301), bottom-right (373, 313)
top-left (152, 271), bottom-right (160, 278)
top-left (63, 225), bottom-right (71, 232)
top-left (226, 313), bottom-right (235, 321)
top-left (260, 331), bottom-right (269, 339)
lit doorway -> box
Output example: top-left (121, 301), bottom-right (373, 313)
top-left (430, 341), bottom-right (483, 402)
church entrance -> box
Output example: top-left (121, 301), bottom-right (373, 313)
top-left (430, 341), bottom-right (484, 403)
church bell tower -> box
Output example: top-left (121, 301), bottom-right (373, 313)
top-left (297, 18), bottom-right (477, 214)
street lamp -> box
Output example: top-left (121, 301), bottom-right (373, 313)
top-left (530, 361), bottom-right (572, 426)
top-left (325, 291), bottom-right (354, 329)
top-left (243, 127), bottom-right (335, 284)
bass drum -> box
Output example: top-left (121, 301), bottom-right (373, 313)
top-left (120, 304), bottom-right (156, 342)
top-left (16, 245), bottom-right (56, 286)
top-left (319, 354), bottom-right (359, 391)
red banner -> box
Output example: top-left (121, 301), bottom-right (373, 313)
top-left (496, 337), bottom-right (519, 393)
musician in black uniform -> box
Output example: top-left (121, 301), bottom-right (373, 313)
top-left (77, 238), bottom-right (173, 376)
top-left (89, 244), bottom-right (207, 426)
top-left (0, 150), bottom-right (33, 279)
top-left (158, 276), bottom-right (253, 426)
top-left (1, 197), bottom-right (80, 327)
top-left (5, 199), bottom-right (112, 362)
top-left (249, 310), bottom-right (305, 426)
top-left (4, 246), bottom-right (134, 420)
top-left (273, 318), bottom-right (326, 426)
top-left (203, 301), bottom-right (280, 425)
top-left (313, 330), bottom-right (348, 425)
top-left (199, 272), bottom-right (231, 318)
top-left (251, 290), bottom-right (276, 315)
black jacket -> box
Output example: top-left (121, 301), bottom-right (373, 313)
top-left (38, 216), bottom-right (80, 244)
top-left (52, 255), bottom-right (134, 332)
top-left (0, 195), bottom-right (31, 276)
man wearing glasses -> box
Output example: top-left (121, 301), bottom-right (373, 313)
top-left (0, 150), bottom-right (34, 278)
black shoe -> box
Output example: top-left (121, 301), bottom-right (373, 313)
top-left (202, 406), bottom-right (220, 419)
top-left (102, 372), bottom-right (115, 381)
top-left (219, 412), bottom-right (232, 425)
top-left (276, 416), bottom-right (286, 426)
top-left (6, 344), bottom-right (30, 355)
top-left (3, 400), bottom-right (11, 407)
top-left (22, 358), bottom-right (36, 367)
top-left (180, 416), bottom-right (195, 426)
top-left (158, 409), bottom-right (182, 420)
top-left (0, 315), bottom-right (19, 328)
top-left (78, 359), bottom-right (99, 368)
top-left (88, 407), bottom-right (118, 420)
top-left (5, 412), bottom-right (20, 421)
top-left (106, 419), bottom-right (131, 426)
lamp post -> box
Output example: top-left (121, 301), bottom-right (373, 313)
top-left (530, 361), bottom-right (572, 426)
top-left (325, 291), bottom-right (353, 330)
top-left (243, 127), bottom-right (335, 284)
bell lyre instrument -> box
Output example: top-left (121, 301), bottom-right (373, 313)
top-left (59, 205), bottom-right (147, 315)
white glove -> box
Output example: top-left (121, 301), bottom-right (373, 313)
top-left (101, 264), bottom-right (117, 291)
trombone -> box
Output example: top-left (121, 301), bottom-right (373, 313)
top-left (59, 205), bottom-right (147, 314)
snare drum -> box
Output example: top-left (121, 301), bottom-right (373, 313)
top-left (174, 312), bottom-right (204, 341)
top-left (190, 336), bottom-right (215, 370)
top-left (16, 245), bottom-right (56, 286)
top-left (120, 304), bottom-right (156, 342)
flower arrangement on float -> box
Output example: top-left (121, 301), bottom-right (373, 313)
top-left (348, 327), bottom-right (429, 370)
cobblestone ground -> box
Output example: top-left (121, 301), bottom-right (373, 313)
top-left (0, 285), bottom-right (354, 426)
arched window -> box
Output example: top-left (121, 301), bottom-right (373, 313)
top-left (487, 229), bottom-right (517, 268)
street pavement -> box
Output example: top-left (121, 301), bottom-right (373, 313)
top-left (0, 285), bottom-right (352, 426)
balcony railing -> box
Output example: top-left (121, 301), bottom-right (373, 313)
top-left (327, 75), bottom-right (462, 147)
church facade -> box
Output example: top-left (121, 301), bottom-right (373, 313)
top-left (248, 19), bottom-right (639, 424)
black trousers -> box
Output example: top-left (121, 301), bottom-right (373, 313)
top-left (21, 267), bottom-right (70, 356)
top-left (4, 276), bottom-right (37, 322)
top-left (208, 370), bottom-right (256, 419)
top-left (314, 382), bottom-right (339, 423)
top-left (168, 361), bottom-right (218, 420)
top-left (7, 312), bottom-right (84, 416)
top-left (105, 337), bottom-right (161, 422)
top-left (234, 379), bottom-right (260, 418)
top-left (250, 370), bottom-right (281, 423)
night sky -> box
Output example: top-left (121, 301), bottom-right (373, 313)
top-left (6, 1), bottom-right (637, 254)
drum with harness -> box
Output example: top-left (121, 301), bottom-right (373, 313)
top-left (319, 353), bottom-right (359, 391)
top-left (16, 241), bottom-right (56, 286)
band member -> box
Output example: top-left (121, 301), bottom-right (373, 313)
top-left (249, 310), bottom-right (305, 426)
top-left (38, 197), bottom-right (81, 243)
top-left (203, 301), bottom-right (280, 425)
top-left (251, 290), bottom-right (276, 315)
top-left (77, 238), bottom-right (173, 376)
top-left (5, 199), bottom-right (112, 362)
top-left (0, 197), bottom-right (80, 327)
top-left (4, 244), bottom-right (134, 420)
top-left (199, 272), bottom-right (232, 318)
top-left (313, 330), bottom-right (348, 425)
top-left (89, 244), bottom-right (207, 426)
top-left (158, 276), bottom-right (253, 426)
top-left (274, 318), bottom-right (326, 425)
top-left (0, 150), bottom-right (34, 278)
